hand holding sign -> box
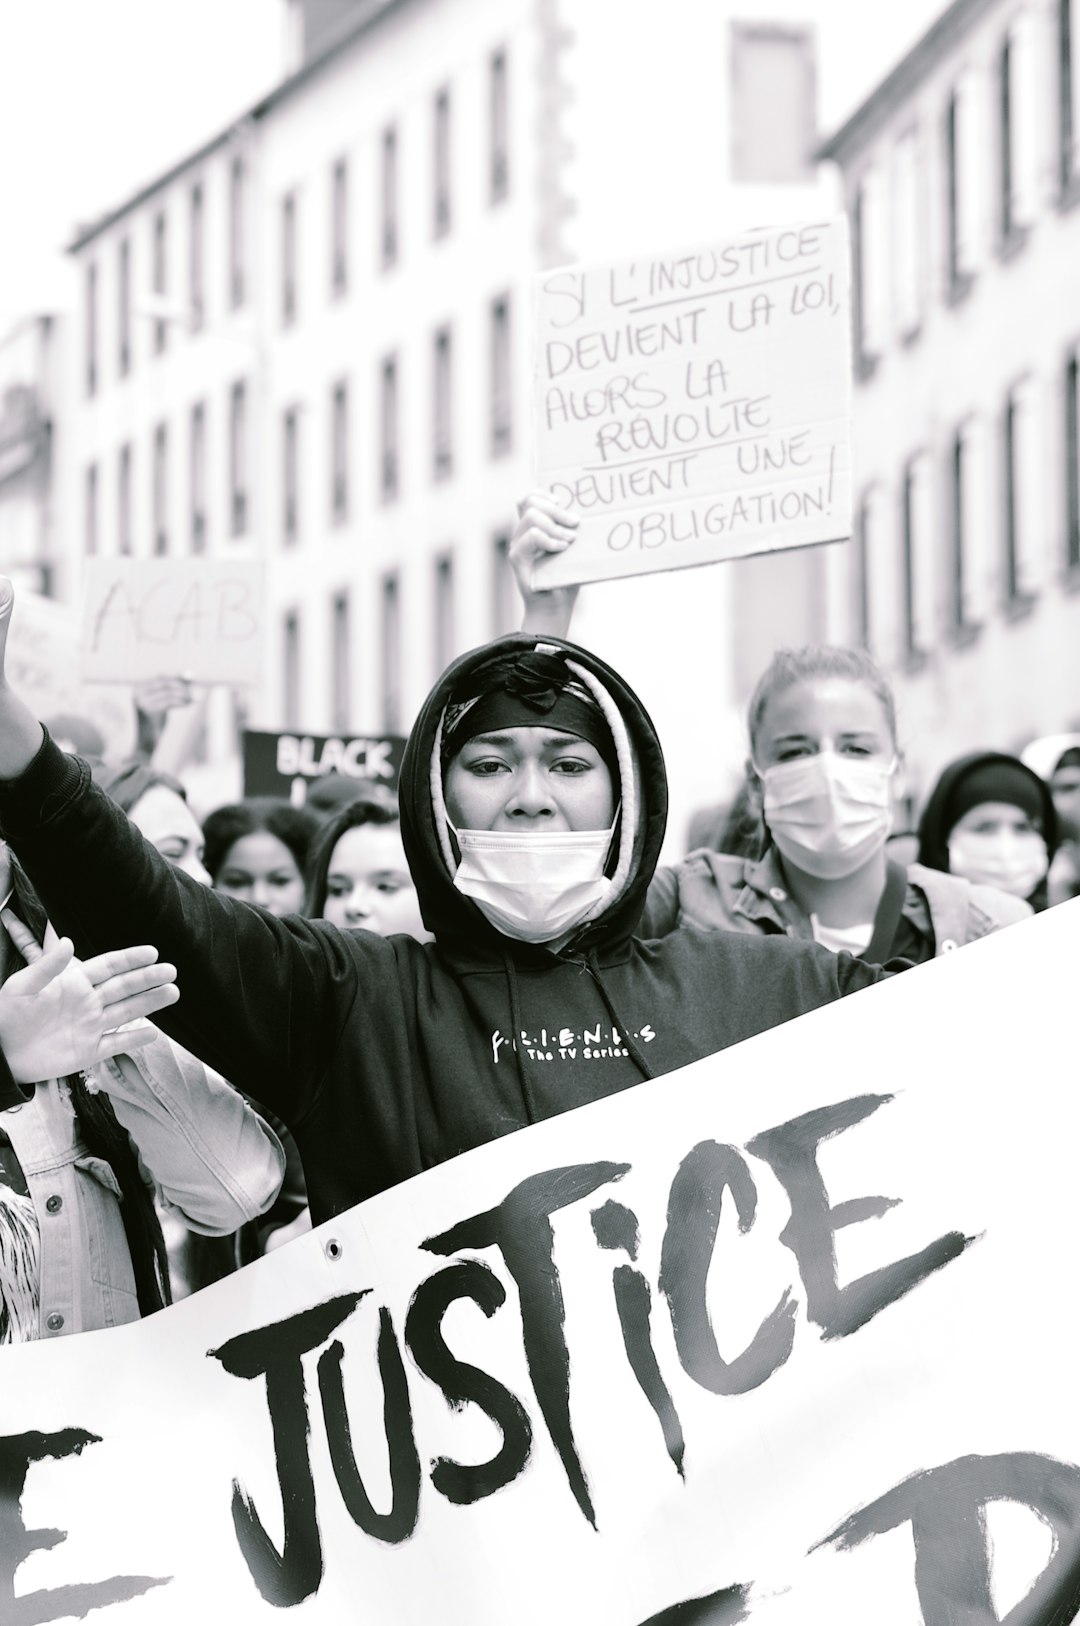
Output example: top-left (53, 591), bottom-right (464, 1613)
top-left (510, 492), bottom-right (580, 638)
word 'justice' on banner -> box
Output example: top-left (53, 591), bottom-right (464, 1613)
top-left (2, 902), bottom-right (1080, 1623)
top-left (531, 219), bottom-right (853, 590)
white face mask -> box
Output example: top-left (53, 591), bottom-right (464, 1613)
top-left (452, 824), bottom-right (615, 944)
top-left (757, 751), bottom-right (896, 881)
top-left (947, 828), bottom-right (1048, 900)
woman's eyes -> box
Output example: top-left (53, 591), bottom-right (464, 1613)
top-left (466, 758), bottom-right (511, 776)
top-left (218, 872), bottom-right (252, 889)
top-left (376, 877), bottom-right (409, 894)
top-left (326, 877), bottom-right (351, 898)
top-left (550, 757), bottom-right (592, 775)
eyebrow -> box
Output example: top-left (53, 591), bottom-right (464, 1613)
top-left (461, 732), bottom-right (594, 751)
top-left (772, 730), bottom-right (881, 743)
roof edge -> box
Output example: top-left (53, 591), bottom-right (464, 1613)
top-left (66, 0), bottom-right (414, 255)
top-left (817, 0), bottom-right (998, 165)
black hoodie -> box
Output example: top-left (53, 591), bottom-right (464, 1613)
top-left (916, 751), bottom-right (1059, 910)
top-left (0, 635), bottom-right (890, 1222)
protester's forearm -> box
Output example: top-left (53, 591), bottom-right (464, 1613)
top-left (520, 586), bottom-right (577, 639)
top-left (0, 683), bottom-right (47, 779)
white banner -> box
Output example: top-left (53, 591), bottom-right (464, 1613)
top-left (531, 220), bottom-right (852, 589)
top-left (3, 902), bottom-right (1079, 1625)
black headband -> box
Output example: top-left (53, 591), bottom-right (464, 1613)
top-left (441, 651), bottom-right (618, 780)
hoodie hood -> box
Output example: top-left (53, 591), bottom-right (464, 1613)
top-left (398, 634), bottom-right (668, 963)
top-left (1020, 733), bottom-right (1080, 783)
top-left (916, 751), bottom-right (1059, 874)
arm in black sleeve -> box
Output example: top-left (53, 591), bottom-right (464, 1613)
top-left (0, 734), bottom-right (360, 1120)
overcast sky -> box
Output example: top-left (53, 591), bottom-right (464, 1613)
top-left (0, 0), bottom-right (945, 330)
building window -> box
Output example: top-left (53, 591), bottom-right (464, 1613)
top-left (230, 380), bottom-right (248, 536)
top-left (853, 164), bottom-right (888, 372)
top-left (948, 421), bottom-right (989, 634)
top-left (490, 295), bottom-right (512, 457)
top-left (892, 129), bottom-right (922, 339)
top-left (152, 210), bottom-right (168, 355)
top-left (152, 424), bottom-right (169, 555)
top-left (380, 354), bottom-right (399, 501)
top-left (283, 407), bottom-right (300, 544)
top-left (283, 610), bottom-right (301, 730)
top-left (190, 183), bottom-right (205, 331)
top-left (282, 192), bottom-right (298, 326)
top-left (491, 530), bottom-right (517, 636)
top-left (331, 379), bottom-right (349, 524)
top-left (1003, 379), bottom-right (1043, 604)
top-left (85, 261), bottom-right (98, 397)
top-left (229, 154), bottom-right (246, 309)
top-left (330, 592), bottom-right (350, 733)
top-left (945, 71), bottom-right (982, 293)
top-left (118, 238), bottom-right (132, 378)
top-left (433, 552), bottom-right (455, 676)
top-left (118, 444), bottom-right (133, 556)
top-left (1061, 0), bottom-right (1080, 194)
top-left (729, 24), bottom-right (815, 184)
top-left (85, 463), bottom-right (99, 556)
top-left (381, 125), bottom-right (399, 268)
top-left (853, 492), bottom-right (873, 649)
top-left (490, 48), bottom-right (509, 203)
top-left (1066, 351), bottom-right (1080, 571)
top-left (433, 86), bottom-right (451, 237)
top-left (381, 572), bottom-right (402, 733)
top-left (331, 157), bottom-right (349, 296)
top-left (433, 326), bottom-right (453, 480)
top-left (900, 453), bottom-right (934, 662)
top-left (191, 401), bottom-right (207, 553)
top-left (999, 15), bottom-right (1039, 244)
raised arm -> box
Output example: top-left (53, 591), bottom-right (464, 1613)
top-left (511, 492), bottom-right (580, 639)
top-left (0, 580), bottom-right (354, 1118)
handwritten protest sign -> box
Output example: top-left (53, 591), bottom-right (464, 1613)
top-left (81, 559), bottom-right (265, 686)
top-left (6, 588), bottom-right (134, 758)
top-left (3, 902), bottom-right (1080, 1623)
top-left (243, 729), bottom-right (406, 804)
top-left (531, 220), bottom-right (852, 589)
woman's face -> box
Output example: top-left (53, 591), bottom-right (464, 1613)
top-left (213, 831), bottom-right (307, 917)
top-left (947, 800), bottom-right (1049, 899)
top-left (321, 823), bottom-right (430, 940)
top-left (444, 726), bottom-right (615, 832)
top-left (754, 678), bottom-right (895, 770)
top-left (129, 784), bottom-right (210, 886)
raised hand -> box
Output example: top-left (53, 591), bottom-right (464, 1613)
top-left (133, 674), bottom-right (195, 759)
top-left (509, 492), bottom-right (580, 639)
top-left (0, 577), bottom-right (50, 778)
top-left (0, 909), bottom-right (180, 1083)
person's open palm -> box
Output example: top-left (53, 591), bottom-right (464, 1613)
top-left (0, 910), bottom-right (179, 1083)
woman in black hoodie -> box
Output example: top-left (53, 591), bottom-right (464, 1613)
top-left (0, 589), bottom-right (899, 1221)
top-left (916, 752), bottom-right (1058, 913)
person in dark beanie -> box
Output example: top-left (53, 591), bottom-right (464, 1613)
top-left (916, 752), bottom-right (1058, 911)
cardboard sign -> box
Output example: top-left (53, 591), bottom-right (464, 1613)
top-left (3, 902), bottom-right (1080, 1623)
top-left (242, 729), bottom-right (406, 803)
top-left (532, 220), bottom-right (852, 588)
top-left (81, 559), bottom-right (265, 686)
top-left (6, 587), bottom-right (134, 758)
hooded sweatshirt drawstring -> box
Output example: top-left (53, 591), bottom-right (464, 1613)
top-left (502, 949), bottom-right (540, 1124)
top-left (581, 949), bottom-right (656, 1082)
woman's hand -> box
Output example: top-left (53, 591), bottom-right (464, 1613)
top-left (509, 493), bottom-right (580, 639)
top-left (0, 910), bottom-right (180, 1083)
top-left (134, 674), bottom-right (195, 760)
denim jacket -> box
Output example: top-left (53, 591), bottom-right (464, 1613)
top-left (0, 1034), bottom-right (284, 1338)
top-left (641, 846), bottom-right (1031, 952)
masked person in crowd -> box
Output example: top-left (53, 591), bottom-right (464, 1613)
top-left (1020, 735), bottom-right (1080, 907)
top-left (0, 574), bottom-right (912, 1221)
top-left (916, 753), bottom-right (1057, 912)
top-left (306, 798), bottom-right (430, 942)
top-left (510, 495), bottom-right (1030, 962)
top-left (202, 799), bottom-right (319, 918)
top-left (0, 844), bottom-right (283, 1341)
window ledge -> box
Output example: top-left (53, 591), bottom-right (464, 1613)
top-left (998, 224), bottom-right (1030, 265)
top-left (945, 270), bottom-right (975, 309)
top-left (903, 647), bottom-right (929, 677)
top-left (1062, 560), bottom-right (1080, 593)
top-left (1003, 590), bottom-right (1038, 624)
top-left (946, 619), bottom-right (982, 651)
top-left (1058, 173), bottom-right (1080, 215)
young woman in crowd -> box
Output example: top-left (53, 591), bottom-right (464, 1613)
top-left (306, 797), bottom-right (430, 942)
top-left (0, 846), bottom-right (282, 1341)
top-left (510, 495), bottom-right (1030, 962)
top-left (93, 760), bottom-right (209, 885)
top-left (202, 798), bottom-right (319, 918)
top-left (916, 752), bottom-right (1058, 913)
top-left (0, 568), bottom-right (906, 1223)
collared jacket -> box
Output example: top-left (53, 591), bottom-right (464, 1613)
top-left (640, 845), bottom-right (1031, 951)
top-left (1, 1034), bottom-right (285, 1338)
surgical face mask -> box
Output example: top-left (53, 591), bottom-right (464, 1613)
top-left (757, 751), bottom-right (896, 881)
top-left (947, 828), bottom-right (1048, 900)
top-left (452, 824), bottom-right (615, 944)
